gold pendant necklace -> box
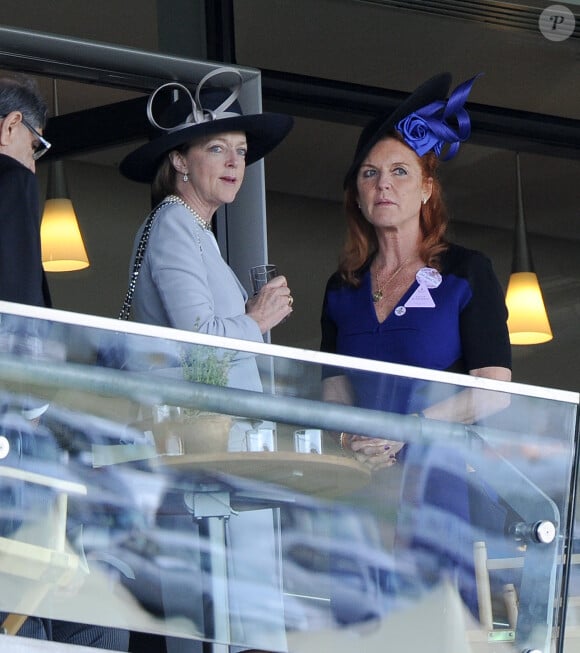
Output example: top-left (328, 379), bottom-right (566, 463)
top-left (372, 260), bottom-right (409, 303)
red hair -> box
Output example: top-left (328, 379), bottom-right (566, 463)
top-left (339, 132), bottom-right (449, 286)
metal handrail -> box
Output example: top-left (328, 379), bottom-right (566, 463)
top-left (0, 353), bottom-right (467, 445)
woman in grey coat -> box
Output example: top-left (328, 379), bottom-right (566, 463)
top-left (120, 67), bottom-right (294, 391)
top-left (119, 68), bottom-right (294, 653)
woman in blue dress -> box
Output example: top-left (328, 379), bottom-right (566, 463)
top-left (321, 72), bottom-right (511, 464)
top-left (320, 73), bottom-right (514, 620)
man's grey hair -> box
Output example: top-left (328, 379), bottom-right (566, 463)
top-left (0, 75), bottom-right (48, 129)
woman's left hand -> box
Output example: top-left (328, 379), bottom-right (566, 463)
top-left (347, 434), bottom-right (405, 471)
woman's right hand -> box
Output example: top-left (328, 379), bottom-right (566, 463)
top-left (246, 275), bottom-right (293, 333)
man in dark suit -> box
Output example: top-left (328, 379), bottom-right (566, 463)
top-left (0, 75), bottom-right (52, 307)
top-left (0, 75), bottom-right (129, 651)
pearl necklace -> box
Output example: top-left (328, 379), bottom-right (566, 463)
top-left (166, 194), bottom-right (211, 231)
top-left (372, 259), bottom-right (410, 303)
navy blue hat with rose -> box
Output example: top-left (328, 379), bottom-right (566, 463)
top-left (343, 73), bottom-right (482, 188)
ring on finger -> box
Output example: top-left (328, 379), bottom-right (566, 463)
top-left (288, 295), bottom-right (294, 307)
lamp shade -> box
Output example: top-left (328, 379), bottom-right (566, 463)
top-left (41, 157), bottom-right (89, 272)
top-left (41, 197), bottom-right (90, 272)
top-left (40, 80), bottom-right (90, 273)
top-left (506, 272), bottom-right (553, 345)
top-left (505, 153), bottom-right (552, 345)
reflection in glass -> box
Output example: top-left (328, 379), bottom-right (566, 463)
top-left (0, 306), bottom-right (576, 652)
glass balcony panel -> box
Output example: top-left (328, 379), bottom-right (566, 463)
top-left (0, 304), bottom-right (577, 652)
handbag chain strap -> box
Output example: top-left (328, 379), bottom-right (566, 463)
top-left (118, 201), bottom-right (171, 320)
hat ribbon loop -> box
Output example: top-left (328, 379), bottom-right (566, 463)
top-left (396, 73), bottom-right (483, 161)
top-left (146, 66), bottom-right (244, 133)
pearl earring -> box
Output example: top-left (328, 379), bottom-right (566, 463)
top-left (422, 197), bottom-right (427, 205)
top-left (183, 173), bottom-right (189, 182)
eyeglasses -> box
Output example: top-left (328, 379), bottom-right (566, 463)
top-left (21, 117), bottom-right (51, 160)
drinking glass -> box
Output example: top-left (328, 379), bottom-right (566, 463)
top-left (294, 429), bottom-right (323, 455)
top-left (249, 264), bottom-right (278, 295)
top-left (243, 427), bottom-right (277, 452)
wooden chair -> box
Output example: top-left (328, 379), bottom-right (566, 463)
top-left (473, 540), bottom-right (522, 643)
top-left (0, 464), bottom-right (87, 635)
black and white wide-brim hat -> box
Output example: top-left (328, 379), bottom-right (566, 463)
top-left (120, 67), bottom-right (294, 184)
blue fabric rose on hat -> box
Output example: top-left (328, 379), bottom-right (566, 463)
top-left (395, 73), bottom-right (482, 161)
top-left (396, 113), bottom-right (442, 157)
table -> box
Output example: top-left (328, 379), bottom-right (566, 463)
top-left (152, 451), bottom-right (371, 652)
top-left (154, 451), bottom-right (371, 498)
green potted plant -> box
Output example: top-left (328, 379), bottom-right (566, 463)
top-left (153, 343), bottom-right (235, 456)
top-left (180, 344), bottom-right (235, 388)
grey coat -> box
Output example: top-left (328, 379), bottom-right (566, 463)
top-left (129, 203), bottom-right (286, 651)
top-left (130, 201), bottom-right (263, 391)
